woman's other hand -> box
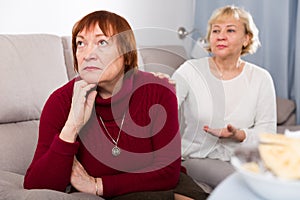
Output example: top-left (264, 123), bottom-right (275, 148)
top-left (71, 158), bottom-right (103, 196)
top-left (203, 124), bottom-right (245, 142)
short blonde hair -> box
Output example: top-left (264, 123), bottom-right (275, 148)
top-left (205, 5), bottom-right (261, 56)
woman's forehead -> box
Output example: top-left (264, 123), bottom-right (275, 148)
top-left (211, 15), bottom-right (244, 26)
top-left (79, 23), bottom-right (114, 37)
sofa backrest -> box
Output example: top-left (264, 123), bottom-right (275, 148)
top-left (61, 36), bottom-right (77, 80)
top-left (0, 34), bottom-right (70, 174)
top-left (138, 45), bottom-right (187, 76)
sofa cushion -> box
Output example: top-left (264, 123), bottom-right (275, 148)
top-left (0, 121), bottom-right (39, 175)
top-left (0, 34), bottom-right (69, 123)
top-left (0, 170), bottom-right (102, 200)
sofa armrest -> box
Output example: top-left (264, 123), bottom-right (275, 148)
top-left (276, 97), bottom-right (296, 125)
top-left (0, 170), bottom-right (102, 200)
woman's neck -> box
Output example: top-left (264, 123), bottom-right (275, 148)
top-left (210, 57), bottom-right (244, 80)
top-left (98, 74), bottom-right (124, 99)
top-left (213, 56), bottom-right (241, 71)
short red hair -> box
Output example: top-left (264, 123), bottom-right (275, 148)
top-left (72, 10), bottom-right (138, 73)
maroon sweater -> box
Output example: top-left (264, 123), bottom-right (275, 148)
top-left (24, 70), bottom-right (181, 198)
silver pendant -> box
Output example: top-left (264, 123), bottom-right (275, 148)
top-left (112, 146), bottom-right (121, 156)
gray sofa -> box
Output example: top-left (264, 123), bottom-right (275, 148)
top-left (0, 34), bottom-right (299, 200)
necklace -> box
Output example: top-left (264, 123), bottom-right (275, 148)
top-left (211, 58), bottom-right (242, 80)
top-left (99, 113), bottom-right (126, 156)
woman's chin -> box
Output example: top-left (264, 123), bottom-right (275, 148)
top-left (79, 73), bottom-right (100, 84)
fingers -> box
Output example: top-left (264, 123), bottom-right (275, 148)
top-left (204, 124), bottom-right (240, 139)
top-left (72, 158), bottom-right (87, 176)
top-left (203, 125), bottom-right (223, 137)
top-left (83, 91), bottom-right (97, 123)
top-left (203, 125), bottom-right (209, 132)
top-left (168, 79), bottom-right (176, 85)
top-left (86, 91), bottom-right (97, 107)
top-left (157, 72), bottom-right (170, 79)
top-left (227, 124), bottom-right (233, 131)
top-left (73, 81), bottom-right (96, 103)
top-left (75, 79), bottom-right (96, 88)
top-left (151, 72), bottom-right (176, 85)
top-left (227, 124), bottom-right (236, 134)
top-left (69, 80), bottom-right (97, 129)
top-left (72, 161), bottom-right (80, 177)
top-left (227, 124), bottom-right (239, 138)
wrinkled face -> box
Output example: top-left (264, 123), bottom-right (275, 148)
top-left (209, 16), bottom-right (249, 58)
top-left (75, 24), bottom-right (124, 85)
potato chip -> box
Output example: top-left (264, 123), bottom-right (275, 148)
top-left (258, 133), bottom-right (300, 180)
top-left (242, 162), bottom-right (260, 173)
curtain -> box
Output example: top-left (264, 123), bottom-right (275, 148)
top-left (193, 0), bottom-right (300, 124)
top-left (293, 1), bottom-right (300, 124)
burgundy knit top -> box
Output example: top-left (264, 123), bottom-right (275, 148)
top-left (24, 70), bottom-right (181, 198)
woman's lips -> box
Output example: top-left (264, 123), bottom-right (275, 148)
top-left (217, 45), bottom-right (227, 49)
top-left (84, 66), bottom-right (101, 71)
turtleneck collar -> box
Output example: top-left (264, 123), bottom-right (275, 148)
top-left (94, 70), bottom-right (135, 121)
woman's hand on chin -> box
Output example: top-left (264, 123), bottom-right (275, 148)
top-left (60, 80), bottom-right (97, 143)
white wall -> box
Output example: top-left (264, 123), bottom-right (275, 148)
top-left (0, 0), bottom-right (195, 46)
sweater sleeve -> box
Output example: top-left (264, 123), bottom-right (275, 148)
top-left (171, 62), bottom-right (191, 109)
top-left (24, 81), bottom-right (79, 191)
top-left (243, 68), bottom-right (277, 143)
top-left (101, 79), bottom-right (181, 197)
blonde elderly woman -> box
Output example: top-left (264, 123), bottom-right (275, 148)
top-left (172, 5), bottom-right (276, 189)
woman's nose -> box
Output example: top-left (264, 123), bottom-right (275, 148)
top-left (217, 30), bottom-right (226, 40)
top-left (84, 45), bottom-right (97, 61)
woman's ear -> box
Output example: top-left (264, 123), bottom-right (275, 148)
top-left (243, 34), bottom-right (250, 47)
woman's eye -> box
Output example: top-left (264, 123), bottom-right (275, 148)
top-left (227, 29), bottom-right (236, 33)
top-left (76, 41), bottom-right (85, 47)
top-left (212, 29), bottom-right (220, 33)
top-left (98, 40), bottom-right (109, 47)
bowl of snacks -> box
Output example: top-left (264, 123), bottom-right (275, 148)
top-left (231, 133), bottom-right (300, 200)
